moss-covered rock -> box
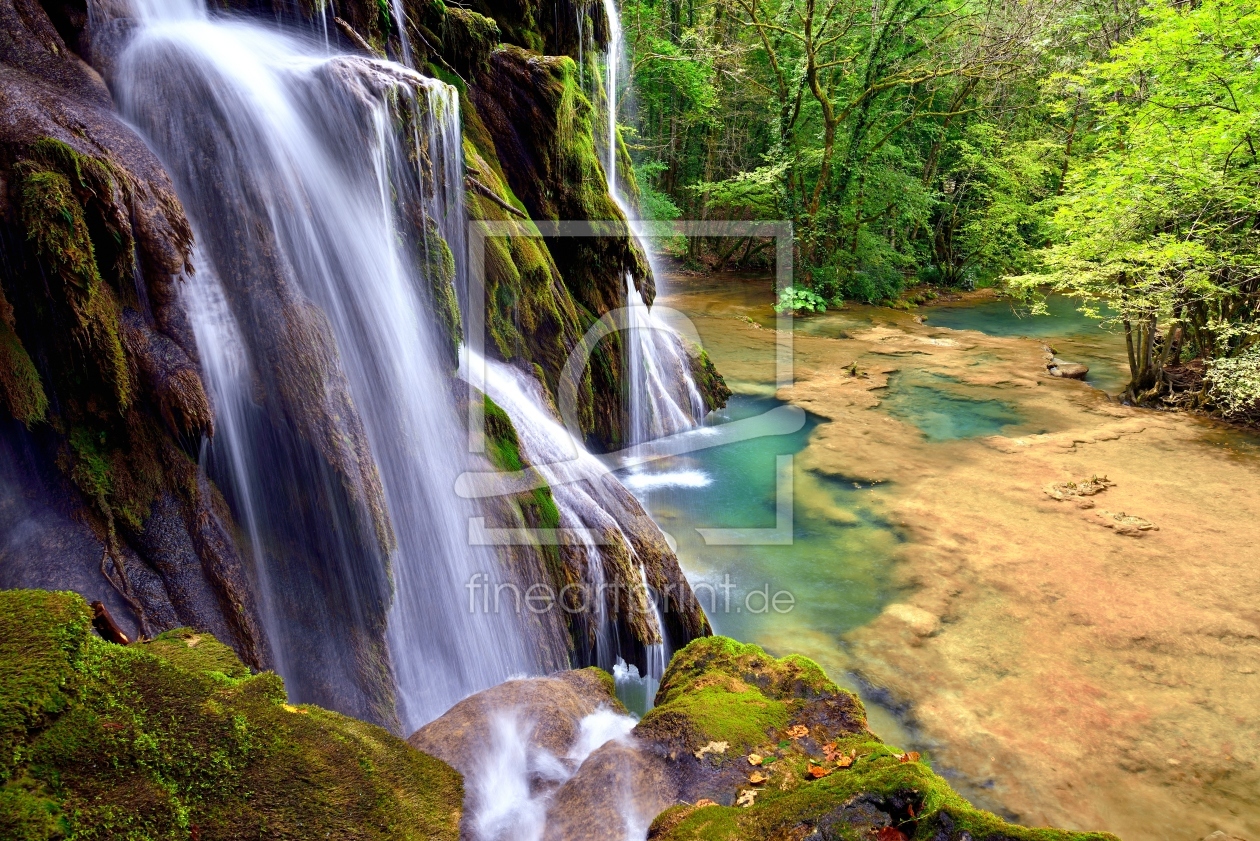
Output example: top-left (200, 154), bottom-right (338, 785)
top-left (634, 638), bottom-right (1118, 841)
top-left (0, 589), bottom-right (463, 841)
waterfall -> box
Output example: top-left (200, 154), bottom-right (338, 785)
top-left (462, 351), bottom-right (672, 677)
top-left (113, 1), bottom-right (537, 730)
top-left (597, 0), bottom-right (706, 446)
top-left (465, 705), bottom-right (637, 841)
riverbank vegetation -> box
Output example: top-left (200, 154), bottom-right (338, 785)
top-left (622, 0), bottom-right (1260, 412)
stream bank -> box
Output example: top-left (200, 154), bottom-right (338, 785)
top-left (651, 272), bottom-right (1260, 841)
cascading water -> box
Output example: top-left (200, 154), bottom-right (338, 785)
top-left (465, 705), bottom-right (638, 841)
top-left (113, 0), bottom-right (537, 730)
top-left (462, 351), bottom-right (670, 678)
top-left (596, 0), bottom-right (706, 446)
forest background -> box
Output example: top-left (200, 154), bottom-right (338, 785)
top-left (621, 0), bottom-right (1260, 413)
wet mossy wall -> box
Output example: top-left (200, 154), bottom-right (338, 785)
top-left (0, 0), bottom-right (266, 672)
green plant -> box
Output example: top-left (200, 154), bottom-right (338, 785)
top-left (1206, 346), bottom-right (1260, 418)
top-left (773, 286), bottom-right (828, 315)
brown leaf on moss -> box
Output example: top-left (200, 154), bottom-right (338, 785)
top-left (785, 725), bottom-right (809, 740)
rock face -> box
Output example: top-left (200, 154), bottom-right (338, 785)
top-left (0, 589), bottom-right (464, 841)
top-left (0, 0), bottom-right (265, 665)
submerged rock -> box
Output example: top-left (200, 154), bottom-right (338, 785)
top-left (0, 589), bottom-right (463, 841)
top-left (1048, 357), bottom-right (1090, 379)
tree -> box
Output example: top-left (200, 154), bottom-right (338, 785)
top-left (1008, 0), bottom-right (1260, 403)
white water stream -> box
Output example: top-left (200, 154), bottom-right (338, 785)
top-left (462, 351), bottom-right (669, 686)
top-left (467, 705), bottom-right (638, 841)
top-left (115, 0), bottom-right (535, 729)
top-left (595, 0), bottom-right (706, 445)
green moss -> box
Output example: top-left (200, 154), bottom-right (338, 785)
top-left (656, 637), bottom-right (841, 708)
top-left (658, 750), bottom-right (1120, 841)
top-left (0, 590), bottom-right (463, 841)
top-left (442, 7), bottom-right (500, 76)
top-left (0, 320), bottom-right (48, 426)
top-left (644, 638), bottom-right (839, 754)
top-left (460, 82), bottom-right (604, 437)
top-left (692, 348), bottom-right (731, 413)
top-left (18, 170), bottom-right (99, 292)
top-left (655, 684), bottom-right (791, 755)
top-left (579, 666), bottom-right (617, 700)
top-left (16, 141), bottom-right (132, 415)
top-left (0, 591), bottom-right (92, 783)
top-left (483, 394), bottom-right (525, 472)
top-left (420, 219), bottom-right (462, 359)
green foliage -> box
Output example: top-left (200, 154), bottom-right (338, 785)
top-left (1009, 0), bottom-right (1260, 400)
top-left (634, 161), bottom-right (682, 223)
top-left (773, 286), bottom-right (827, 315)
top-left (0, 590), bottom-right (463, 841)
top-left (621, 0), bottom-right (1137, 301)
top-left (1206, 347), bottom-right (1260, 418)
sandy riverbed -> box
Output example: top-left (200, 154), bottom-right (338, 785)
top-left (661, 273), bottom-right (1260, 841)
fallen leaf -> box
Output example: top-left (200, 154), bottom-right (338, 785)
top-left (736, 789), bottom-right (758, 807)
top-left (807, 764), bottom-right (831, 779)
top-left (749, 771), bottom-right (768, 784)
top-left (786, 725), bottom-right (809, 740)
top-left (694, 799), bottom-right (717, 808)
top-left (693, 740), bottom-right (731, 760)
top-left (876, 827), bottom-right (908, 841)
top-left (748, 753), bottom-right (763, 766)
top-left (899, 751), bottom-right (921, 763)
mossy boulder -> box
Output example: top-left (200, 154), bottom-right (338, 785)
top-left (622, 638), bottom-right (1116, 841)
top-left (0, 589), bottom-right (463, 841)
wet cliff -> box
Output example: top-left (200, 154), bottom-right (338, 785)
top-left (0, 0), bottom-right (719, 727)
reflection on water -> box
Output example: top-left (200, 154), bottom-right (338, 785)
top-left (617, 393), bottom-right (911, 743)
top-left (926, 295), bottom-right (1131, 394)
top-left (880, 371), bottom-right (1024, 441)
